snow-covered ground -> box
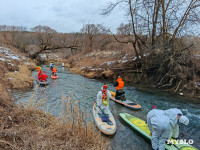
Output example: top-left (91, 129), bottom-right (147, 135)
top-left (0, 46), bottom-right (35, 70)
top-left (0, 47), bottom-right (20, 60)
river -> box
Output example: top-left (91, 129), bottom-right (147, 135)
top-left (11, 66), bottom-right (200, 150)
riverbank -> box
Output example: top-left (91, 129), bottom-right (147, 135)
top-left (0, 45), bottom-right (110, 150)
top-left (64, 49), bottom-right (200, 100)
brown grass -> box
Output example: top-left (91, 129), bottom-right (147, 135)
top-left (65, 63), bottom-right (71, 68)
top-left (84, 72), bottom-right (97, 79)
top-left (5, 65), bottom-right (34, 89)
top-left (101, 70), bottom-right (114, 78)
top-left (0, 88), bottom-right (110, 150)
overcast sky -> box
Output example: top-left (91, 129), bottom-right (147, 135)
top-left (0, 0), bottom-right (129, 33)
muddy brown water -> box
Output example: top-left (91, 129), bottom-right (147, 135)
top-left (11, 66), bottom-right (200, 150)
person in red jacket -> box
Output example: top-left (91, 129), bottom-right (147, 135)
top-left (40, 71), bottom-right (48, 81)
top-left (38, 70), bottom-right (42, 80)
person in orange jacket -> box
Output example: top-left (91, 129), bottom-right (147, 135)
top-left (113, 76), bottom-right (126, 101)
top-left (40, 71), bottom-right (48, 81)
top-left (52, 67), bottom-right (57, 75)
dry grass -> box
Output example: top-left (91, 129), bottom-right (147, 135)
top-left (65, 63), bottom-right (71, 68)
top-left (0, 87), bottom-right (110, 150)
top-left (66, 49), bottom-right (130, 80)
top-left (5, 65), bottom-right (34, 89)
top-left (84, 72), bottom-right (97, 79)
top-left (101, 70), bottom-right (114, 78)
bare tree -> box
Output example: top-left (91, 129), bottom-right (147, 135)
top-left (102, 0), bottom-right (147, 60)
top-left (80, 24), bottom-right (109, 51)
top-left (31, 25), bottom-right (57, 50)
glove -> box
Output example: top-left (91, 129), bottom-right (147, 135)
top-left (165, 140), bottom-right (172, 146)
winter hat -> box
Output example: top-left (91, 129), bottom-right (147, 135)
top-left (103, 85), bottom-right (108, 89)
top-left (179, 116), bottom-right (189, 125)
top-left (43, 71), bottom-right (46, 73)
top-left (152, 105), bottom-right (156, 109)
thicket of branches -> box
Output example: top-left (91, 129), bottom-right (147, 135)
top-left (102, 0), bottom-right (200, 95)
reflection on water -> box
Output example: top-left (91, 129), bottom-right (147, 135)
top-left (11, 66), bottom-right (200, 150)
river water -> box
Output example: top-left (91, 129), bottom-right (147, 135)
top-left (11, 66), bottom-right (200, 150)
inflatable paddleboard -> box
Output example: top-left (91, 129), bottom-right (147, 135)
top-left (110, 91), bottom-right (142, 110)
top-left (92, 102), bottom-right (116, 135)
top-left (36, 79), bottom-right (49, 86)
top-left (51, 75), bottom-right (58, 79)
top-left (119, 113), bottom-right (197, 150)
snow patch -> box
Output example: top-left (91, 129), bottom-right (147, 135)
top-left (6, 55), bottom-right (20, 60)
top-left (0, 58), bottom-right (5, 61)
top-left (39, 54), bottom-right (47, 59)
top-left (8, 62), bottom-right (14, 66)
top-left (24, 62), bottom-right (30, 65)
top-left (0, 47), bottom-right (20, 60)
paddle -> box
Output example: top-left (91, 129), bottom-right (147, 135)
top-left (173, 144), bottom-right (180, 150)
top-left (170, 139), bottom-right (181, 150)
top-left (91, 97), bottom-right (113, 125)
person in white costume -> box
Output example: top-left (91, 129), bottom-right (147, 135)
top-left (147, 107), bottom-right (171, 150)
top-left (96, 84), bottom-right (111, 115)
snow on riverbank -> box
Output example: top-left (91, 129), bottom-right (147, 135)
top-left (0, 46), bottom-right (36, 89)
top-left (0, 46), bottom-right (36, 70)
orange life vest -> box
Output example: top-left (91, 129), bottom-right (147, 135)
top-left (116, 78), bottom-right (124, 90)
top-left (52, 67), bottom-right (56, 73)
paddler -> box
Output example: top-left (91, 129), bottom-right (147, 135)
top-left (96, 84), bottom-right (111, 115)
top-left (50, 62), bottom-right (55, 71)
top-left (36, 66), bottom-right (41, 72)
top-left (52, 67), bottom-right (57, 75)
top-left (113, 76), bottom-right (126, 101)
top-left (40, 71), bottom-right (48, 81)
top-left (38, 69), bottom-right (42, 80)
top-left (147, 107), bottom-right (171, 150)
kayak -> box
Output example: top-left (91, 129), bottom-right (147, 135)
top-left (36, 79), bottom-right (49, 86)
top-left (110, 91), bottom-right (142, 110)
top-left (119, 113), bottom-right (197, 150)
top-left (51, 75), bottom-right (58, 79)
top-left (92, 102), bottom-right (116, 135)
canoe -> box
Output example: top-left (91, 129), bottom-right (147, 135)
top-left (110, 91), bottom-right (142, 110)
top-left (92, 102), bottom-right (116, 135)
top-left (36, 79), bottom-right (49, 86)
top-left (119, 113), bottom-right (197, 150)
top-left (51, 75), bottom-right (58, 79)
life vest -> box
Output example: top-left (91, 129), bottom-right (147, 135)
top-left (102, 90), bottom-right (108, 106)
top-left (36, 66), bottom-right (41, 72)
top-left (52, 67), bottom-right (56, 73)
top-left (116, 78), bottom-right (124, 90)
